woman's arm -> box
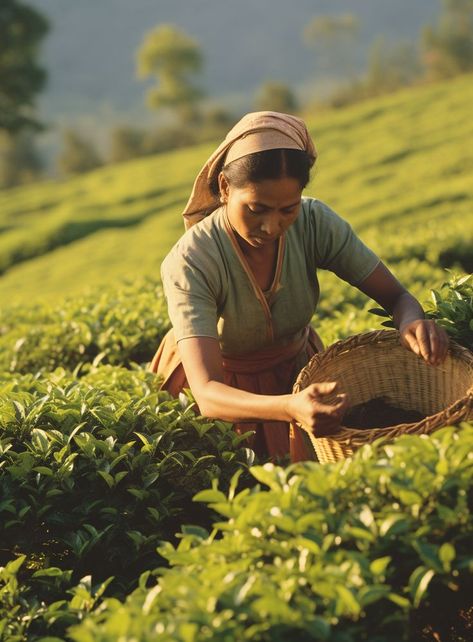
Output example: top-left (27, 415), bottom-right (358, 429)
top-left (177, 336), bottom-right (348, 435)
top-left (357, 262), bottom-right (449, 365)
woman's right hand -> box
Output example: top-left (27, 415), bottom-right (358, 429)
top-left (287, 381), bottom-right (349, 436)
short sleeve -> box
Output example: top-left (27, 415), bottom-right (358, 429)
top-left (309, 199), bottom-right (380, 286)
top-left (161, 246), bottom-right (220, 342)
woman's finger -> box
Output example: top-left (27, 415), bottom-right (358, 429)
top-left (309, 381), bottom-right (338, 397)
top-left (401, 327), bottom-right (421, 356)
top-left (427, 324), bottom-right (439, 364)
top-left (414, 322), bottom-right (432, 362)
top-left (311, 399), bottom-right (345, 417)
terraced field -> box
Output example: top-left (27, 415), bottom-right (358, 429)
top-left (1, 74), bottom-right (471, 325)
top-left (0, 75), bottom-right (472, 642)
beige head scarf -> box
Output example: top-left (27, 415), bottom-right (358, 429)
top-left (182, 111), bottom-right (317, 230)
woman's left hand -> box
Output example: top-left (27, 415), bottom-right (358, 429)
top-left (399, 319), bottom-right (449, 366)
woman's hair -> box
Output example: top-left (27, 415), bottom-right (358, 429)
top-left (209, 148), bottom-right (314, 196)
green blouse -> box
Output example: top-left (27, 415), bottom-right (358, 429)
top-left (161, 197), bottom-right (380, 356)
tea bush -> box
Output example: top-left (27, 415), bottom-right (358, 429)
top-left (0, 365), bottom-right (255, 592)
top-left (0, 277), bottom-right (170, 374)
top-left (368, 272), bottom-right (473, 352)
top-left (70, 424), bottom-right (473, 642)
top-left (426, 273), bottom-right (473, 351)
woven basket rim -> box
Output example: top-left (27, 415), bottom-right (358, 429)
top-left (293, 329), bottom-right (473, 445)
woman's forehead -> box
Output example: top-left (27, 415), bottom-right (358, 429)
top-left (238, 176), bottom-right (302, 202)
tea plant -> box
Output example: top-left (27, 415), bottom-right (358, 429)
top-left (0, 366), bottom-right (255, 592)
top-left (368, 272), bottom-right (473, 352)
top-left (426, 273), bottom-right (473, 351)
top-left (70, 424), bottom-right (473, 642)
top-left (0, 277), bottom-right (170, 374)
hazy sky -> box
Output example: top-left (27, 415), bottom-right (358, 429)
top-left (31, 0), bottom-right (440, 121)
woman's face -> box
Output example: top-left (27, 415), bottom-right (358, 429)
top-left (219, 173), bottom-right (303, 249)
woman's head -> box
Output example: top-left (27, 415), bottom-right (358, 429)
top-left (215, 148), bottom-right (313, 249)
top-left (183, 111), bottom-right (316, 230)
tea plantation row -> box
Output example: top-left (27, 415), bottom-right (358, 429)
top-left (1, 420), bottom-right (472, 641)
top-left (1, 272), bottom-right (472, 377)
top-left (0, 74), bottom-right (472, 306)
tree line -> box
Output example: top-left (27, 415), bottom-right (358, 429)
top-left (1, 0), bottom-right (473, 188)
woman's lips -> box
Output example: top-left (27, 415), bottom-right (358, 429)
top-left (253, 235), bottom-right (277, 243)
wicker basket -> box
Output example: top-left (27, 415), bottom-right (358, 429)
top-left (292, 329), bottom-right (473, 463)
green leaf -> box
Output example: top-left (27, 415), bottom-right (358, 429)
top-left (413, 541), bottom-right (443, 573)
top-left (12, 401), bottom-right (26, 422)
top-left (32, 567), bottom-right (65, 578)
top-left (387, 592), bottom-right (410, 609)
top-left (147, 507), bottom-right (160, 522)
top-left (33, 466), bottom-right (53, 476)
top-left (409, 566), bottom-right (435, 608)
top-left (344, 526), bottom-right (375, 542)
top-left (193, 489), bottom-right (227, 503)
top-left (430, 289), bottom-right (442, 305)
top-left (456, 274), bottom-right (473, 286)
top-left (306, 617), bottom-right (331, 640)
top-left (379, 514), bottom-right (409, 537)
top-left (368, 307), bottom-right (391, 318)
top-left (370, 556), bottom-right (391, 576)
top-left (439, 543), bottom-right (455, 571)
top-left (31, 428), bottom-right (50, 452)
top-left (335, 585), bottom-right (361, 616)
top-left (5, 555), bottom-right (26, 575)
top-left (127, 488), bottom-right (147, 500)
top-left (359, 585), bottom-right (390, 607)
top-left (97, 470), bottom-right (114, 488)
top-left (250, 464), bottom-right (280, 490)
top-left (180, 525), bottom-right (209, 539)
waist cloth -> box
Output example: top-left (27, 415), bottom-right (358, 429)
top-left (147, 326), bottom-right (323, 462)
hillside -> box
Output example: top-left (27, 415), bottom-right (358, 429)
top-left (1, 73), bottom-right (472, 642)
top-left (1, 74), bottom-right (472, 317)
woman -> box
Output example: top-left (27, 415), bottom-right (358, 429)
top-left (149, 111), bottom-right (448, 462)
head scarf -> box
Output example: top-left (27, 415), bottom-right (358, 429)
top-left (182, 111), bottom-right (317, 230)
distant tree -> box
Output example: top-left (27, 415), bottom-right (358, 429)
top-left (57, 129), bottom-right (102, 177)
top-left (0, 0), bottom-right (49, 135)
top-left (202, 106), bottom-right (234, 129)
top-left (303, 13), bottom-right (359, 79)
top-left (136, 24), bottom-right (204, 125)
top-left (193, 106), bottom-right (235, 143)
top-left (365, 37), bottom-right (422, 93)
top-left (141, 124), bottom-right (196, 155)
top-left (329, 37), bottom-right (422, 108)
top-left (422, 0), bottom-right (473, 78)
top-left (109, 126), bottom-right (146, 163)
top-left (254, 82), bottom-right (299, 114)
top-left (0, 129), bottom-right (43, 188)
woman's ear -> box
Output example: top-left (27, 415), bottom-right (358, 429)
top-left (218, 172), bottom-right (229, 202)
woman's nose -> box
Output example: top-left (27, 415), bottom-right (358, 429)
top-left (260, 214), bottom-right (281, 236)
